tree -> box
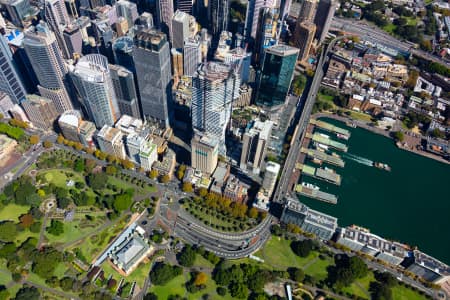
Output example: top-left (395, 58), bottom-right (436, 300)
top-left (216, 287), bottom-right (227, 296)
top-left (121, 159), bottom-right (134, 170)
top-left (393, 131), bottom-right (404, 142)
top-left (159, 174), bottom-right (170, 184)
top-left (194, 272), bottom-right (208, 286)
top-left (43, 140), bottom-right (53, 148)
top-left (32, 246), bottom-right (63, 279)
top-left (74, 158), bottom-right (85, 172)
top-left (197, 188), bottom-right (208, 197)
top-left (0, 221), bottom-right (17, 242)
top-left (47, 220), bottom-right (64, 236)
top-left (56, 134), bottom-right (64, 144)
top-left (178, 245), bottom-right (196, 267)
top-left (113, 193), bottom-right (132, 212)
top-left (144, 293), bottom-right (158, 300)
top-left (150, 263), bottom-right (182, 285)
top-left (19, 213), bottom-right (34, 228)
top-left (247, 207), bottom-right (258, 219)
top-left (288, 267), bottom-right (305, 282)
top-left (370, 281), bottom-right (393, 300)
top-left (0, 243), bottom-right (16, 259)
top-left (87, 172), bottom-right (108, 190)
top-left (182, 182), bottom-right (193, 193)
top-left (57, 197), bottom-right (71, 209)
top-left (229, 283), bottom-right (248, 299)
top-left (105, 165), bottom-right (117, 175)
top-left (29, 135), bottom-right (39, 145)
top-left (14, 286), bottom-right (40, 300)
top-left (291, 239), bottom-right (314, 257)
top-left (149, 169), bottom-right (158, 179)
top-left (0, 286), bottom-right (9, 300)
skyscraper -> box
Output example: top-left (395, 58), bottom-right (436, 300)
top-left (171, 48), bottom-right (183, 78)
top-left (0, 0), bottom-right (38, 27)
top-left (23, 22), bottom-right (73, 113)
top-left (294, 21), bottom-right (316, 61)
top-left (112, 36), bottom-right (135, 72)
top-left (191, 132), bottom-right (219, 174)
top-left (63, 24), bottom-right (83, 56)
top-left (0, 35), bottom-right (26, 103)
top-left (116, 0), bottom-right (139, 28)
top-left (71, 54), bottom-right (120, 128)
top-left (240, 119), bottom-right (273, 174)
top-left (192, 62), bottom-right (239, 154)
top-left (58, 110), bottom-right (82, 142)
top-left (172, 10), bottom-right (190, 49)
top-left (244, 0), bottom-right (275, 40)
top-left (313, 0), bottom-right (336, 43)
top-left (256, 44), bottom-right (299, 108)
top-left (297, 0), bottom-right (317, 23)
top-left (183, 38), bottom-right (201, 76)
top-left (43, 0), bottom-right (71, 58)
top-left (109, 64), bottom-right (141, 119)
top-left (133, 29), bottom-right (172, 128)
top-left (176, 0), bottom-right (193, 14)
top-left (156, 0), bottom-right (174, 42)
top-left (254, 7), bottom-right (279, 63)
top-left (210, 0), bottom-right (229, 37)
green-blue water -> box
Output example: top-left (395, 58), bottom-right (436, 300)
top-left (299, 118), bottom-right (450, 264)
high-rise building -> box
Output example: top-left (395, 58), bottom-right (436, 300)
top-left (0, 0), bottom-right (38, 27)
top-left (192, 62), bottom-right (239, 154)
top-left (297, 0), bottom-right (317, 23)
top-left (172, 10), bottom-right (190, 49)
top-left (23, 22), bottom-right (73, 113)
top-left (240, 119), bottom-right (273, 174)
top-left (116, 17), bottom-right (129, 36)
top-left (262, 161), bottom-right (280, 194)
top-left (116, 0), bottom-right (139, 27)
top-left (139, 12), bottom-right (154, 29)
top-left (96, 125), bottom-right (126, 159)
top-left (210, 0), bottom-right (229, 38)
top-left (21, 94), bottom-right (58, 130)
top-left (44, 0), bottom-right (71, 58)
top-left (0, 35), bottom-right (26, 103)
top-left (313, 0), bottom-right (336, 43)
top-left (109, 64), bottom-right (141, 119)
top-left (133, 29), bottom-right (172, 128)
top-left (244, 0), bottom-right (275, 40)
top-left (215, 47), bottom-right (251, 83)
top-left (183, 38), bottom-right (201, 77)
top-left (256, 45), bottom-right (298, 108)
top-left (156, 0), bottom-right (174, 42)
top-left (71, 54), bottom-right (120, 128)
top-left (63, 24), bottom-right (83, 57)
top-left (79, 120), bottom-right (96, 147)
top-left (171, 48), bottom-right (183, 79)
top-left (191, 132), bottom-right (219, 175)
top-left (254, 7), bottom-right (279, 63)
top-left (125, 133), bottom-right (144, 163)
top-left (294, 21), bottom-right (316, 61)
top-left (176, 0), bottom-right (193, 14)
top-left (58, 110), bottom-right (82, 142)
top-left (112, 36), bottom-right (135, 72)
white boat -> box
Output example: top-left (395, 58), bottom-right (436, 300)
top-left (337, 133), bottom-right (349, 140)
top-left (302, 182), bottom-right (320, 190)
top-left (317, 143), bottom-right (329, 150)
top-left (319, 133), bottom-right (330, 139)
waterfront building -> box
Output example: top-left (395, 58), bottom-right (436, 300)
top-left (191, 132), bottom-right (219, 175)
top-left (281, 198), bottom-right (338, 240)
top-left (156, 0), bottom-right (174, 42)
top-left (256, 45), bottom-right (299, 109)
top-left (139, 139), bottom-right (158, 171)
top-left (244, 0), bottom-right (276, 41)
top-left (192, 62), bottom-right (240, 154)
top-left (0, 35), bottom-right (26, 103)
top-left (96, 125), bottom-right (126, 159)
top-left (240, 119), bottom-right (273, 175)
top-left (293, 20), bottom-right (316, 62)
top-left (133, 29), bottom-right (172, 128)
top-left (262, 161), bottom-right (280, 194)
top-left (23, 22), bottom-right (73, 113)
top-left (172, 10), bottom-right (190, 49)
top-left (112, 36), bottom-right (135, 73)
top-left (313, 0), bottom-right (337, 43)
top-left (109, 64), bottom-right (141, 119)
top-left (58, 110), bottom-right (82, 142)
top-left (116, 0), bottom-right (138, 28)
top-left (71, 54), bottom-right (120, 128)
top-left (21, 95), bottom-right (58, 130)
top-left (183, 38), bottom-right (201, 77)
top-left (0, 93), bottom-right (15, 116)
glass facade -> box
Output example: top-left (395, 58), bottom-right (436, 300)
top-left (256, 47), bottom-right (298, 107)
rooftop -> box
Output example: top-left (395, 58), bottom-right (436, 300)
top-left (265, 44), bottom-right (300, 57)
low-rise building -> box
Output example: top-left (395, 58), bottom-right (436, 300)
top-left (96, 125), bottom-right (126, 159)
top-left (153, 148), bottom-right (176, 178)
top-left (21, 95), bottom-right (58, 130)
top-left (139, 140), bottom-right (157, 171)
top-left (191, 133), bottom-right (219, 175)
top-left (223, 174), bottom-right (249, 203)
top-left (262, 161), bottom-right (280, 195)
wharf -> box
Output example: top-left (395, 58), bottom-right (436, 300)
top-left (310, 119), bottom-right (351, 137)
top-left (296, 164), bottom-right (342, 185)
top-left (300, 147), bottom-right (345, 167)
top-left (307, 133), bottom-right (348, 152)
top-left (295, 184), bottom-right (338, 204)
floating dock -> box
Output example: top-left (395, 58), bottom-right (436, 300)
top-left (296, 164), bottom-right (342, 185)
top-left (310, 119), bottom-right (351, 138)
top-left (307, 133), bottom-right (348, 152)
top-left (300, 147), bottom-right (345, 167)
top-left (295, 184), bottom-right (338, 204)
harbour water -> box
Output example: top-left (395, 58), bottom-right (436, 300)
top-left (298, 118), bottom-right (450, 264)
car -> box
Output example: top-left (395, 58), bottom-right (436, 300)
top-left (141, 220), bottom-right (148, 225)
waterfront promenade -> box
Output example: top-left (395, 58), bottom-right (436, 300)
top-left (313, 112), bottom-right (450, 165)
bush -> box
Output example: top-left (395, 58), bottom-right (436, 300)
top-left (217, 286), bottom-right (227, 296)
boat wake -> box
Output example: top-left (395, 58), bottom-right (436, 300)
top-left (343, 153), bottom-right (373, 167)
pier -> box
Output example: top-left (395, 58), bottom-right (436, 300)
top-left (300, 147), bottom-right (345, 167)
top-left (295, 164), bottom-right (342, 185)
top-left (295, 184), bottom-right (338, 204)
top-left (310, 119), bottom-right (351, 138)
top-left (306, 133), bottom-right (348, 152)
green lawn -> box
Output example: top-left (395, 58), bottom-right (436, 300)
top-left (344, 110), bottom-right (373, 122)
top-left (148, 274), bottom-right (186, 299)
top-left (41, 169), bottom-right (85, 188)
top-left (341, 272), bottom-right (374, 299)
top-left (193, 256), bottom-right (215, 270)
top-left (391, 285), bottom-right (428, 300)
top-left (317, 93), bottom-right (334, 103)
top-left (53, 262), bottom-right (68, 278)
top-left (303, 256), bottom-right (333, 280)
top-left (108, 176), bottom-right (156, 194)
top-left (382, 23), bottom-right (397, 34)
top-left (15, 229), bottom-right (40, 245)
top-left (45, 217), bottom-right (103, 245)
top-left (0, 270), bottom-right (11, 285)
top-left (124, 261), bottom-right (152, 287)
top-left (0, 204), bottom-right (30, 221)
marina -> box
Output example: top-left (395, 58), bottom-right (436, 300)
top-left (296, 163), bottom-right (342, 185)
top-left (295, 183), bottom-right (338, 204)
top-left (310, 119), bottom-right (351, 138)
top-left (306, 132), bottom-right (348, 152)
top-left (301, 147), bottom-right (345, 167)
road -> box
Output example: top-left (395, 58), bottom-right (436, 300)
top-left (331, 17), bottom-right (450, 67)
